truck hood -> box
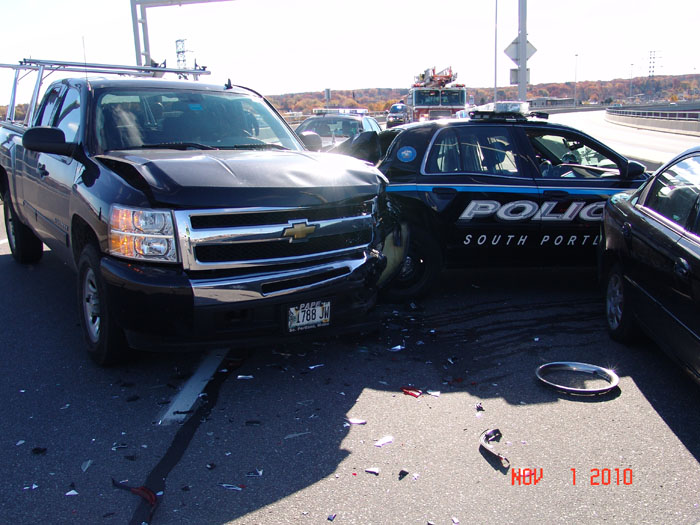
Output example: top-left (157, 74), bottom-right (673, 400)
top-left (96, 149), bottom-right (385, 208)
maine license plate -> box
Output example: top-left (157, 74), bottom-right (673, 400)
top-left (288, 301), bottom-right (331, 332)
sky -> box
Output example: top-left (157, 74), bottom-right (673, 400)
top-left (1, 0), bottom-right (699, 105)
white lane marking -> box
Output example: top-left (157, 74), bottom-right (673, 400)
top-left (157, 348), bottom-right (228, 425)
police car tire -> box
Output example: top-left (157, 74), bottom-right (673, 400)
top-left (605, 263), bottom-right (635, 343)
top-left (383, 225), bottom-right (442, 301)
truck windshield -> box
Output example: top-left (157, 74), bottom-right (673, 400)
top-left (413, 90), bottom-right (441, 106)
top-left (441, 89), bottom-right (466, 106)
top-left (94, 89), bottom-right (302, 152)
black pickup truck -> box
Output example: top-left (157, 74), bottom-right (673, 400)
top-left (0, 60), bottom-right (401, 365)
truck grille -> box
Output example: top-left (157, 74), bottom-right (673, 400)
top-left (173, 199), bottom-right (376, 272)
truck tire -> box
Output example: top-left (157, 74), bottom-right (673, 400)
top-left (3, 192), bottom-right (43, 264)
top-left (77, 244), bottom-right (127, 366)
top-left (383, 225), bottom-right (443, 301)
top-left (605, 263), bottom-right (636, 343)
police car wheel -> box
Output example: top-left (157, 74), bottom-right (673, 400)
top-left (383, 226), bottom-right (442, 301)
top-left (605, 263), bottom-right (635, 343)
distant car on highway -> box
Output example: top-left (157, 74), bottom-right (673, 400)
top-left (342, 101), bottom-right (650, 299)
top-left (601, 146), bottom-right (700, 385)
top-left (295, 113), bottom-right (381, 151)
top-left (386, 103), bottom-right (410, 128)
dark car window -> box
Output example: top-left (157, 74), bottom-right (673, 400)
top-left (645, 154), bottom-right (700, 227)
top-left (54, 87), bottom-right (81, 143)
top-left (34, 86), bottom-right (62, 127)
top-left (527, 132), bottom-right (620, 179)
top-left (425, 126), bottom-right (517, 176)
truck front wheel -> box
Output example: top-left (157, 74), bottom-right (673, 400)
top-left (3, 192), bottom-right (43, 264)
top-left (383, 225), bottom-right (443, 301)
top-left (77, 245), bottom-right (127, 366)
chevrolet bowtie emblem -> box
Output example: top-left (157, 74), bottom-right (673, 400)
top-left (282, 221), bottom-right (317, 241)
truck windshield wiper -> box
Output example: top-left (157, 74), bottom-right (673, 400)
top-left (222, 144), bottom-right (289, 151)
top-left (139, 142), bottom-right (219, 151)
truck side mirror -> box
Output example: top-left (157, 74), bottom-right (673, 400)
top-left (22, 127), bottom-right (76, 157)
top-left (297, 131), bottom-right (322, 152)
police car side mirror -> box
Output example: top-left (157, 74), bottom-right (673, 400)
top-left (625, 160), bottom-right (646, 179)
top-left (298, 131), bottom-right (322, 152)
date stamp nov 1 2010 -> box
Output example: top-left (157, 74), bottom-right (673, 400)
top-left (511, 468), bottom-right (634, 486)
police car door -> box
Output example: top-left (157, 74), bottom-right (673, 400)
top-left (525, 128), bottom-right (632, 265)
top-left (423, 124), bottom-right (540, 266)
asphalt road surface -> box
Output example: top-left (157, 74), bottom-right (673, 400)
top-left (2, 200), bottom-right (700, 523)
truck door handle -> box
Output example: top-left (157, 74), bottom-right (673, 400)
top-left (620, 222), bottom-right (632, 239)
top-left (542, 190), bottom-right (568, 198)
top-left (432, 187), bottom-right (458, 196)
top-left (37, 163), bottom-right (49, 177)
top-left (674, 257), bottom-right (691, 279)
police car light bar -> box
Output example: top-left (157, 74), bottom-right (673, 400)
top-left (469, 101), bottom-right (549, 121)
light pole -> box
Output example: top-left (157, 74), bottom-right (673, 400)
top-left (573, 53), bottom-right (578, 107)
top-left (494, 0), bottom-right (498, 103)
top-left (629, 63), bottom-right (634, 99)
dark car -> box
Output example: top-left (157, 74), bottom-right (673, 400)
top-left (345, 102), bottom-right (649, 299)
top-left (601, 146), bottom-right (700, 385)
top-left (295, 113), bottom-right (381, 151)
top-left (386, 103), bottom-right (410, 128)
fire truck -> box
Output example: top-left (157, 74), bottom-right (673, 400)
top-left (406, 66), bottom-right (467, 121)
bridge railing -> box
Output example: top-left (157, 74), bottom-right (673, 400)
top-left (605, 106), bottom-right (700, 137)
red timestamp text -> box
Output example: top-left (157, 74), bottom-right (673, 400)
top-left (571, 468), bottom-right (633, 486)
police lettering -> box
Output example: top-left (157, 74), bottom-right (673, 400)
top-left (463, 233), bottom-right (601, 247)
top-left (459, 200), bottom-right (604, 222)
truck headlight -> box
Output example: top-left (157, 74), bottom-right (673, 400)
top-left (109, 205), bottom-right (179, 262)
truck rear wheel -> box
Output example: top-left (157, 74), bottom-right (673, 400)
top-left (383, 225), bottom-right (442, 301)
top-left (3, 192), bottom-right (43, 264)
top-left (77, 244), bottom-right (127, 366)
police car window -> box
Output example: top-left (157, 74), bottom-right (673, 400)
top-left (528, 133), bottom-right (619, 179)
top-left (425, 127), bottom-right (517, 176)
top-left (645, 155), bottom-right (700, 227)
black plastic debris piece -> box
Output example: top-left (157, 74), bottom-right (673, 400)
top-left (398, 469), bottom-right (409, 480)
top-left (206, 463), bottom-right (216, 470)
top-left (479, 428), bottom-right (510, 468)
top-left (31, 447), bottom-right (47, 455)
top-left (475, 403), bottom-right (484, 412)
top-left (111, 478), bottom-right (158, 520)
top-left (328, 514), bottom-right (337, 522)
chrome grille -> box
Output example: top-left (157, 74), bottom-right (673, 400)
top-left (173, 199), bottom-right (376, 272)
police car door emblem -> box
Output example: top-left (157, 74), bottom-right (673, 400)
top-left (397, 146), bottom-right (417, 162)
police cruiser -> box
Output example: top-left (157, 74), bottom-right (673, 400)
top-left (341, 101), bottom-right (649, 299)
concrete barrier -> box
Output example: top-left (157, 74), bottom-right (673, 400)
top-left (605, 108), bottom-right (700, 137)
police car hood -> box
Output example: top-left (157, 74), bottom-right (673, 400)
top-left (98, 149), bottom-right (384, 207)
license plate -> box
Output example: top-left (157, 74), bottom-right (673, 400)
top-left (288, 301), bottom-right (331, 332)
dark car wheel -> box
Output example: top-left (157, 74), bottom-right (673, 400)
top-left (3, 192), bottom-right (43, 264)
top-left (605, 263), bottom-right (636, 342)
top-left (77, 244), bottom-right (128, 366)
top-left (383, 225), bottom-right (443, 301)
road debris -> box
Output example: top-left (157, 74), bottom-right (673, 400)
top-left (308, 364), bottom-right (324, 370)
top-left (535, 361), bottom-right (620, 395)
top-left (398, 469), bottom-right (409, 480)
top-left (219, 484), bottom-right (243, 491)
top-left (237, 375), bottom-right (254, 380)
top-left (389, 342), bottom-right (405, 352)
top-left (374, 435), bottom-right (393, 447)
top-left (16, 440), bottom-right (25, 446)
top-left (345, 418), bottom-right (367, 425)
top-left (401, 386), bottom-right (422, 398)
top-left (365, 467), bottom-right (380, 475)
top-left (327, 514), bottom-right (337, 521)
top-left (427, 390), bottom-right (440, 397)
top-left (284, 431), bottom-right (312, 440)
top-left (81, 460), bottom-right (92, 473)
top-left (65, 489), bottom-right (79, 496)
top-left (246, 469), bottom-right (263, 477)
top-left (479, 428), bottom-right (510, 468)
